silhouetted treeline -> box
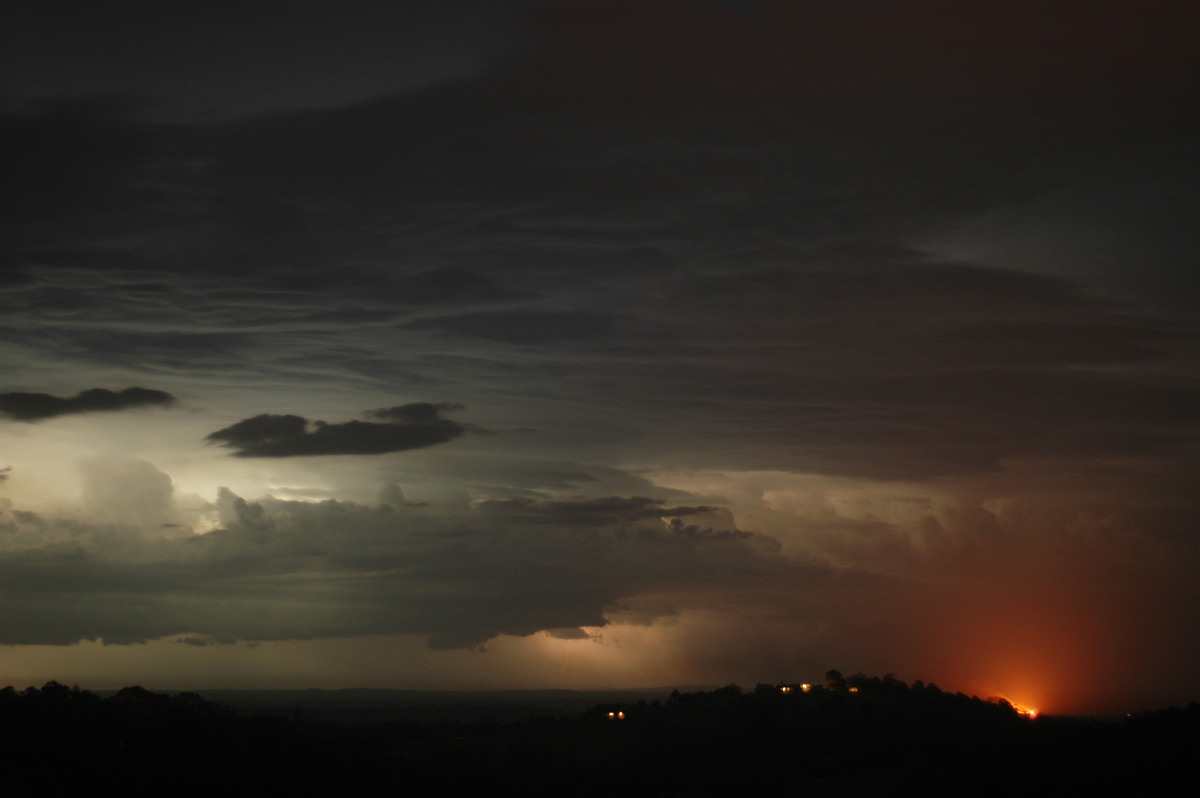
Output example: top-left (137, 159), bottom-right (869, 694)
top-left (2, 678), bottom-right (1197, 796)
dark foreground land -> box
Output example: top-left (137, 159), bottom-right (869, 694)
top-left (2, 678), bottom-right (1197, 796)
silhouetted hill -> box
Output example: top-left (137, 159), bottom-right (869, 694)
top-left (2, 678), bottom-right (1197, 796)
top-left (184, 686), bottom-right (669, 724)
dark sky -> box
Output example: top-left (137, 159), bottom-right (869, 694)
top-left (1, 0), bottom-right (1198, 713)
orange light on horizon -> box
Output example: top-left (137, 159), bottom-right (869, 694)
top-left (992, 695), bottom-right (1039, 719)
top-left (1013, 703), bottom-right (1038, 719)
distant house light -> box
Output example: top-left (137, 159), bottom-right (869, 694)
top-left (607, 710), bottom-right (626, 720)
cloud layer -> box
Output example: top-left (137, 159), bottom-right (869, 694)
top-left (0, 471), bottom-right (795, 650)
top-left (0, 388), bottom-right (175, 421)
top-left (1, 454), bottom-right (1196, 711)
top-left (206, 403), bottom-right (471, 457)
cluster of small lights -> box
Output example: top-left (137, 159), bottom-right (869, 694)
top-left (606, 710), bottom-right (626, 720)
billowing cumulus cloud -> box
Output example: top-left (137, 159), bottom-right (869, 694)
top-left (0, 483), bottom-right (803, 650)
top-left (0, 387), bottom-right (175, 421)
top-left (2, 459), bottom-right (1195, 711)
top-left (205, 403), bottom-right (472, 457)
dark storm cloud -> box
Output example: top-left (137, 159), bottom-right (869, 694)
top-left (523, 258), bottom-right (1198, 479)
top-left (515, 0), bottom-right (1199, 117)
top-left (0, 488), bottom-right (803, 648)
top-left (1, 0), bottom-right (1194, 487)
top-left (0, 0), bottom-right (541, 122)
top-left (379, 455), bottom-right (686, 500)
top-left (0, 99), bottom-right (159, 233)
top-left (476, 495), bottom-right (721, 525)
top-left (206, 403), bottom-right (470, 457)
top-left (0, 388), bottom-right (175, 422)
top-left (369, 401), bottom-right (463, 423)
top-left (405, 309), bottom-right (614, 344)
top-left (373, 268), bottom-right (519, 306)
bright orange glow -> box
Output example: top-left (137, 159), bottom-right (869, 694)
top-left (992, 696), bottom-right (1039, 718)
top-left (908, 567), bottom-right (1115, 715)
top-left (1012, 703), bottom-right (1038, 719)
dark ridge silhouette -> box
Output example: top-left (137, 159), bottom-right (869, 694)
top-left (1, 677), bottom-right (1197, 796)
top-left (205, 402), bottom-right (470, 457)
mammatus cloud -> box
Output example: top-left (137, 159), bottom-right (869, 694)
top-left (206, 402), bottom-right (472, 457)
top-left (0, 387), bottom-right (175, 421)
